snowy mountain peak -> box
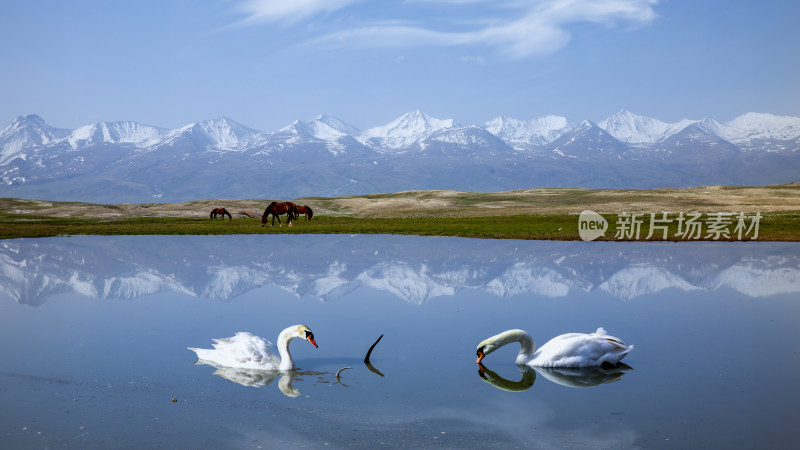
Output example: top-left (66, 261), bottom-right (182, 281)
top-left (278, 119), bottom-right (308, 135)
top-left (2, 114), bottom-right (65, 138)
top-left (308, 115), bottom-right (361, 139)
top-left (0, 115), bottom-right (71, 164)
top-left (530, 115), bottom-right (574, 132)
top-left (197, 117), bottom-right (259, 136)
top-left (484, 114), bottom-right (574, 147)
top-left (388, 110), bottom-right (455, 133)
top-left (598, 110), bottom-right (672, 144)
top-left (173, 117), bottom-right (266, 150)
top-left (6, 114), bottom-right (47, 130)
top-left (68, 121), bottom-right (169, 149)
top-left (313, 115), bottom-right (360, 135)
top-left (360, 110), bottom-right (455, 150)
top-left (277, 115), bottom-right (360, 142)
top-left (483, 116), bottom-right (526, 135)
top-left (723, 112), bottom-right (800, 142)
top-left (692, 117), bottom-right (726, 136)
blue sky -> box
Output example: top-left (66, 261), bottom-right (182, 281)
top-left (2, 0), bottom-right (798, 132)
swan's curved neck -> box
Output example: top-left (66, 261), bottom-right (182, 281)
top-left (276, 328), bottom-right (296, 371)
top-left (493, 329), bottom-right (536, 365)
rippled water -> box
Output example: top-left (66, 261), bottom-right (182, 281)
top-left (1, 235), bottom-right (798, 448)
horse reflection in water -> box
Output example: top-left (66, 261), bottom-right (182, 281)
top-left (194, 360), bottom-right (302, 397)
top-left (261, 201), bottom-right (297, 227)
top-left (477, 362), bottom-right (632, 391)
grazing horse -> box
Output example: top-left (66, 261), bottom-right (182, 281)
top-left (210, 207), bottom-right (232, 220)
top-left (261, 201), bottom-right (297, 227)
top-left (295, 205), bottom-right (313, 221)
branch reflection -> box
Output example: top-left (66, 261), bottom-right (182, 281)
top-left (365, 361), bottom-right (385, 377)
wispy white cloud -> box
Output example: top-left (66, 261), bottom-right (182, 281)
top-left (459, 55), bottom-right (486, 64)
top-left (231, 0), bottom-right (363, 25)
top-left (229, 0), bottom-right (659, 59)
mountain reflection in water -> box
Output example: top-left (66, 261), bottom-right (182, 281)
top-left (1, 235), bottom-right (798, 306)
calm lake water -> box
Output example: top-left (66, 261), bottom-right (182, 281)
top-left (1, 235), bottom-right (799, 449)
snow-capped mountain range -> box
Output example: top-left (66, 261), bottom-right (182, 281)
top-left (1, 235), bottom-right (797, 306)
top-left (1, 110), bottom-right (799, 203)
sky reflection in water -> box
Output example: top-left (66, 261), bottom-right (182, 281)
top-left (1, 235), bottom-right (798, 448)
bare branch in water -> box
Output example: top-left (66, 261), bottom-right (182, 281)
top-left (364, 334), bottom-right (384, 364)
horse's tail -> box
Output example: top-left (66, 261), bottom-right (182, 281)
top-left (210, 210), bottom-right (214, 219)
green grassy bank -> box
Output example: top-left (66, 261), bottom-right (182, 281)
top-left (2, 212), bottom-right (798, 241)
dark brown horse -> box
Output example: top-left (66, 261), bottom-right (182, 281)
top-left (295, 205), bottom-right (313, 221)
top-left (210, 208), bottom-right (232, 220)
top-left (261, 201), bottom-right (297, 227)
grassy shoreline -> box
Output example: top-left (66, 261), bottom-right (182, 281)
top-left (2, 210), bottom-right (798, 241)
top-left (2, 184), bottom-right (799, 241)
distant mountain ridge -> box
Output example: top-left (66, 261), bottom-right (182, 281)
top-left (1, 110), bottom-right (799, 203)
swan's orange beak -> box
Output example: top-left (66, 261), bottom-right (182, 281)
top-left (476, 350), bottom-right (485, 364)
top-left (307, 336), bottom-right (318, 348)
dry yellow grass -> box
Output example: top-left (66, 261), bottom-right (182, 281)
top-left (295, 183), bottom-right (800, 218)
top-left (2, 183), bottom-right (799, 220)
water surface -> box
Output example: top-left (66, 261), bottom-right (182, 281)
top-left (1, 235), bottom-right (798, 448)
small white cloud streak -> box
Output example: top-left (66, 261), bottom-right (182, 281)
top-left (459, 55), bottom-right (486, 64)
top-left (231, 0), bottom-right (659, 59)
top-left (233, 0), bottom-right (362, 25)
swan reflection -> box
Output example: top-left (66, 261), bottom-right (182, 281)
top-left (478, 363), bottom-right (632, 392)
top-left (534, 363), bottom-right (632, 388)
top-left (478, 363), bottom-right (536, 392)
top-left (194, 360), bottom-right (302, 397)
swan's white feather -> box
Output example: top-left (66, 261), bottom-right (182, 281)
top-left (190, 332), bottom-right (280, 370)
top-left (189, 325), bottom-right (315, 371)
top-left (528, 330), bottom-right (632, 368)
top-left (478, 327), bottom-right (633, 368)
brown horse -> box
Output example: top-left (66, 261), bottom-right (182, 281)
top-left (210, 208), bottom-right (232, 220)
top-left (261, 201), bottom-right (297, 227)
top-left (295, 205), bottom-right (313, 221)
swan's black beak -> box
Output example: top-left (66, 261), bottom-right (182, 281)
top-left (306, 331), bottom-right (318, 348)
top-left (476, 348), bottom-right (485, 365)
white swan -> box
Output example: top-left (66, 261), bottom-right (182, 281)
top-left (476, 327), bottom-right (632, 368)
top-left (188, 325), bottom-right (317, 371)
